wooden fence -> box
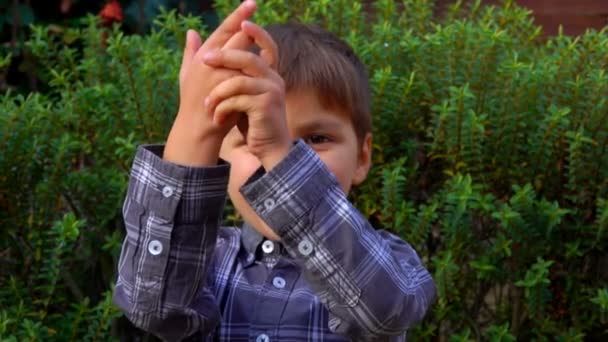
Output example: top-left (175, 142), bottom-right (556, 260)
top-left (435, 0), bottom-right (608, 35)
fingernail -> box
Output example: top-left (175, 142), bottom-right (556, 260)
top-left (202, 52), bottom-right (213, 62)
top-left (204, 97), bottom-right (211, 108)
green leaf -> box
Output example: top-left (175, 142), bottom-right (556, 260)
top-left (484, 323), bottom-right (516, 342)
top-left (590, 288), bottom-right (608, 311)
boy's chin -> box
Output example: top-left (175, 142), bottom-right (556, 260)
top-left (232, 194), bottom-right (281, 241)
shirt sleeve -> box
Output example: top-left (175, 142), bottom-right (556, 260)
top-left (113, 144), bottom-right (230, 342)
top-left (240, 140), bottom-right (437, 340)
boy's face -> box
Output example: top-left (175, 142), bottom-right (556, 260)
top-left (219, 88), bottom-right (372, 240)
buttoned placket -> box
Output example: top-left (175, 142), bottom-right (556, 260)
top-left (260, 239), bottom-right (283, 269)
top-left (248, 247), bottom-right (300, 342)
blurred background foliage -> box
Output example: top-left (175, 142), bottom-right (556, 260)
top-left (1, 0), bottom-right (607, 341)
top-left (0, 0), bottom-right (219, 95)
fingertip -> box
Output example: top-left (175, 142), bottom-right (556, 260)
top-left (242, 21), bottom-right (264, 43)
top-left (202, 50), bottom-right (219, 63)
top-left (244, 0), bottom-right (256, 10)
top-left (241, 20), bottom-right (257, 33)
top-left (186, 29), bottom-right (202, 49)
top-left (188, 29), bottom-right (201, 39)
top-left (238, 0), bottom-right (256, 15)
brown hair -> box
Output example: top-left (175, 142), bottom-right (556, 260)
top-left (264, 22), bottom-right (372, 142)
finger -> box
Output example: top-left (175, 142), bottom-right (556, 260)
top-left (203, 0), bottom-right (257, 50)
top-left (213, 95), bottom-right (255, 125)
top-left (241, 21), bottom-right (278, 68)
top-left (205, 75), bottom-right (273, 112)
top-left (202, 49), bottom-right (273, 78)
top-left (223, 30), bottom-right (254, 50)
top-left (180, 30), bottom-right (202, 80)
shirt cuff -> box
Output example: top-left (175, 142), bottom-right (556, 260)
top-left (239, 140), bottom-right (338, 236)
top-left (127, 144), bottom-right (230, 223)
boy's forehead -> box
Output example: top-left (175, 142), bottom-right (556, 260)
top-left (285, 88), bottom-right (352, 123)
top-left (287, 109), bottom-right (359, 145)
top-left (289, 116), bottom-right (345, 132)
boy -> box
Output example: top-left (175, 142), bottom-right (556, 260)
top-left (113, 1), bottom-right (436, 341)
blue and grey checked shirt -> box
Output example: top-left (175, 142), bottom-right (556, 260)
top-left (113, 140), bottom-right (436, 341)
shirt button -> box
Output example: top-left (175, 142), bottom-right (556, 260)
top-left (162, 185), bottom-right (174, 198)
top-left (272, 276), bottom-right (286, 289)
top-left (261, 240), bottom-right (275, 254)
top-left (148, 240), bottom-right (163, 255)
top-left (298, 239), bottom-right (313, 256)
top-left (256, 333), bottom-right (270, 342)
top-left (264, 198), bottom-right (276, 210)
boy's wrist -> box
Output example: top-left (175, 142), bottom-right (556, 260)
top-left (164, 116), bottom-right (225, 167)
top-left (259, 140), bottom-right (292, 171)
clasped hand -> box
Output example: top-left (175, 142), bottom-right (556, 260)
top-left (164, 0), bottom-right (291, 170)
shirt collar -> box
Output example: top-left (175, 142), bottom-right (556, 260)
top-left (239, 165), bottom-right (268, 257)
top-left (241, 221), bottom-right (265, 255)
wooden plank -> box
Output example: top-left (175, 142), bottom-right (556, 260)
top-left (534, 13), bottom-right (608, 35)
top-left (433, 0), bottom-right (608, 36)
top-left (517, 0), bottom-right (608, 14)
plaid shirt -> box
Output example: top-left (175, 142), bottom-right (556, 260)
top-left (113, 140), bottom-right (436, 341)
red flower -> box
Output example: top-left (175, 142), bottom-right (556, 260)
top-left (99, 0), bottom-right (123, 26)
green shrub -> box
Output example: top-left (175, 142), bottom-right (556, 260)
top-left (1, 0), bottom-right (607, 340)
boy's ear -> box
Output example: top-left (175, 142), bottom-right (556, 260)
top-left (352, 133), bottom-right (372, 186)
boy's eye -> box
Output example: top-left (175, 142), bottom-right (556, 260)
top-left (304, 134), bottom-right (331, 145)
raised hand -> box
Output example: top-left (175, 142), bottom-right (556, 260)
top-left (202, 21), bottom-right (291, 171)
top-left (164, 0), bottom-right (258, 166)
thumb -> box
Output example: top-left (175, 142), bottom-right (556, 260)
top-left (241, 21), bottom-right (277, 69)
top-left (180, 30), bottom-right (202, 79)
